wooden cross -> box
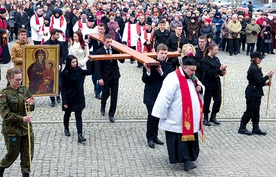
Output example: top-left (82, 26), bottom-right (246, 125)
top-left (88, 34), bottom-right (181, 66)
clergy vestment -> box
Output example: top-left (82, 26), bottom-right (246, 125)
top-left (152, 67), bottom-right (204, 164)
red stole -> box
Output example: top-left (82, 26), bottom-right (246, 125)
top-left (0, 18), bottom-right (7, 46)
top-left (50, 15), bottom-right (64, 31)
top-left (143, 29), bottom-right (154, 52)
top-left (136, 23), bottom-right (145, 52)
top-left (78, 19), bottom-right (87, 30)
top-left (41, 25), bottom-right (49, 44)
top-left (34, 14), bottom-right (43, 33)
top-left (175, 68), bottom-right (204, 142)
top-left (127, 22), bottom-right (131, 47)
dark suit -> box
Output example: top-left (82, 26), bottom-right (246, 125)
top-left (87, 39), bottom-right (104, 96)
top-left (95, 47), bottom-right (125, 117)
top-left (142, 59), bottom-right (172, 141)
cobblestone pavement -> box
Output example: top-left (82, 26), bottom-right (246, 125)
top-left (0, 41), bottom-right (276, 176)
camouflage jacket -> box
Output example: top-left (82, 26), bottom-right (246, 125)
top-left (0, 85), bottom-right (35, 136)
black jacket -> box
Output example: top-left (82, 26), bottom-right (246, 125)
top-left (202, 55), bottom-right (223, 90)
top-left (61, 67), bottom-right (92, 111)
top-left (153, 29), bottom-right (170, 48)
top-left (142, 59), bottom-right (172, 106)
top-left (95, 47), bottom-right (124, 81)
top-left (44, 39), bottom-right (66, 65)
top-left (245, 63), bottom-right (269, 99)
top-left (165, 34), bottom-right (188, 52)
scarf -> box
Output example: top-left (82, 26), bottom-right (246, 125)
top-left (41, 25), bottom-right (50, 44)
top-left (175, 68), bottom-right (204, 142)
top-left (0, 18), bottom-right (7, 46)
top-left (35, 14), bottom-right (44, 34)
top-left (143, 29), bottom-right (154, 52)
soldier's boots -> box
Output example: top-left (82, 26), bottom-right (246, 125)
top-left (22, 173), bottom-right (29, 177)
top-left (0, 167), bottom-right (4, 177)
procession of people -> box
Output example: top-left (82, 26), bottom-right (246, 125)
top-left (0, 0), bottom-right (275, 175)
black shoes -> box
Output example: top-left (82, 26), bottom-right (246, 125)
top-left (109, 116), bottom-right (115, 123)
top-left (56, 96), bottom-right (61, 103)
top-left (64, 129), bottom-right (71, 136)
top-left (252, 129), bottom-right (267, 135)
top-left (203, 119), bottom-right (211, 126)
top-left (153, 138), bottom-right (164, 145)
top-left (78, 133), bottom-right (86, 143)
top-left (100, 109), bottom-right (105, 116)
top-left (184, 161), bottom-right (197, 171)
top-left (210, 118), bottom-right (220, 125)
top-left (95, 94), bottom-right (101, 100)
top-left (148, 140), bottom-right (155, 148)
top-left (50, 101), bottom-right (55, 107)
top-left (238, 128), bottom-right (253, 135)
top-left (22, 173), bottom-right (30, 177)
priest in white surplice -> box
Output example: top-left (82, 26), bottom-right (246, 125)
top-left (152, 55), bottom-right (205, 172)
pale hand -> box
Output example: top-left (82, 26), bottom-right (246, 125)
top-left (26, 97), bottom-right (35, 105)
top-left (196, 85), bottom-right (201, 92)
top-left (156, 66), bottom-right (163, 75)
top-left (143, 63), bottom-right (151, 73)
top-left (23, 116), bottom-right (32, 123)
top-left (98, 79), bottom-right (104, 86)
top-left (267, 70), bottom-right (275, 77)
top-left (64, 104), bottom-right (68, 108)
top-left (220, 64), bottom-right (227, 71)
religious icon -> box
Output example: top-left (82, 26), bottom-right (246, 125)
top-left (23, 45), bottom-right (59, 97)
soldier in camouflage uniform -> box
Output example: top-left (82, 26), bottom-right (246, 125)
top-left (0, 68), bottom-right (35, 177)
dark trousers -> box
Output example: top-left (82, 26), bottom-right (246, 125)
top-left (50, 70), bottom-right (61, 103)
top-left (203, 88), bottom-right (222, 118)
top-left (221, 38), bottom-right (229, 52)
top-left (238, 37), bottom-right (246, 52)
top-left (63, 110), bottom-right (83, 134)
top-left (33, 41), bottom-right (41, 45)
top-left (165, 131), bottom-right (199, 164)
top-left (130, 46), bottom-right (136, 62)
top-left (240, 98), bottom-right (261, 125)
top-left (246, 43), bottom-right (255, 54)
top-left (101, 78), bottom-right (119, 117)
top-left (228, 38), bottom-right (239, 54)
top-left (0, 133), bottom-right (34, 173)
top-left (92, 74), bottom-right (102, 96)
top-left (146, 105), bottom-right (159, 140)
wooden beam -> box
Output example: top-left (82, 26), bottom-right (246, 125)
top-left (90, 34), bottom-right (160, 66)
top-left (88, 54), bottom-right (131, 60)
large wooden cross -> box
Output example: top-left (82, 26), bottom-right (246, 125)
top-left (88, 34), bottom-right (181, 66)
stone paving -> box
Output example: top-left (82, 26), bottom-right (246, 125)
top-left (0, 41), bottom-right (276, 176)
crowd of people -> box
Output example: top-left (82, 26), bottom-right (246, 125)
top-left (0, 0), bottom-right (275, 175)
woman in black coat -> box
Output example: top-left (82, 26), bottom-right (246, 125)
top-left (61, 55), bottom-right (92, 143)
top-left (201, 44), bottom-right (227, 126)
top-left (238, 52), bottom-right (274, 135)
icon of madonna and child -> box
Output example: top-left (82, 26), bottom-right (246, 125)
top-left (27, 49), bottom-right (56, 95)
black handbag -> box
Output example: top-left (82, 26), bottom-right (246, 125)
top-left (231, 32), bottom-right (238, 39)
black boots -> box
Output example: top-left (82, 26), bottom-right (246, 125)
top-left (210, 112), bottom-right (220, 125)
top-left (252, 123), bottom-right (266, 135)
top-left (203, 113), bottom-right (211, 126)
top-left (238, 123), bottom-right (253, 135)
top-left (64, 128), bottom-right (71, 136)
top-left (78, 133), bottom-right (86, 143)
top-left (0, 167), bottom-right (4, 177)
top-left (238, 123), bottom-right (266, 135)
top-left (22, 173), bottom-right (29, 177)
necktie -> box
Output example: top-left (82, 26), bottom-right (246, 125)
top-left (106, 48), bottom-right (112, 62)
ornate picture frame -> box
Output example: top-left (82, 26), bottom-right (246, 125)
top-left (23, 45), bottom-right (59, 97)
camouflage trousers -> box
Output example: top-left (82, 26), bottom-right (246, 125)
top-left (0, 133), bottom-right (34, 173)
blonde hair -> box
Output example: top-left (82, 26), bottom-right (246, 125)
top-left (6, 67), bottom-right (22, 86)
top-left (179, 44), bottom-right (196, 65)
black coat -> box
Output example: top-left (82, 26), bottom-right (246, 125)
top-left (195, 47), bottom-right (206, 81)
top-left (15, 11), bottom-right (29, 29)
top-left (245, 63), bottom-right (269, 99)
top-left (202, 55), bottom-right (223, 90)
top-left (95, 47), bottom-right (125, 82)
top-left (142, 59), bottom-right (173, 106)
top-left (61, 67), bottom-right (92, 111)
top-left (44, 39), bottom-right (66, 65)
top-left (165, 34), bottom-right (188, 52)
top-left (153, 29), bottom-right (170, 48)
